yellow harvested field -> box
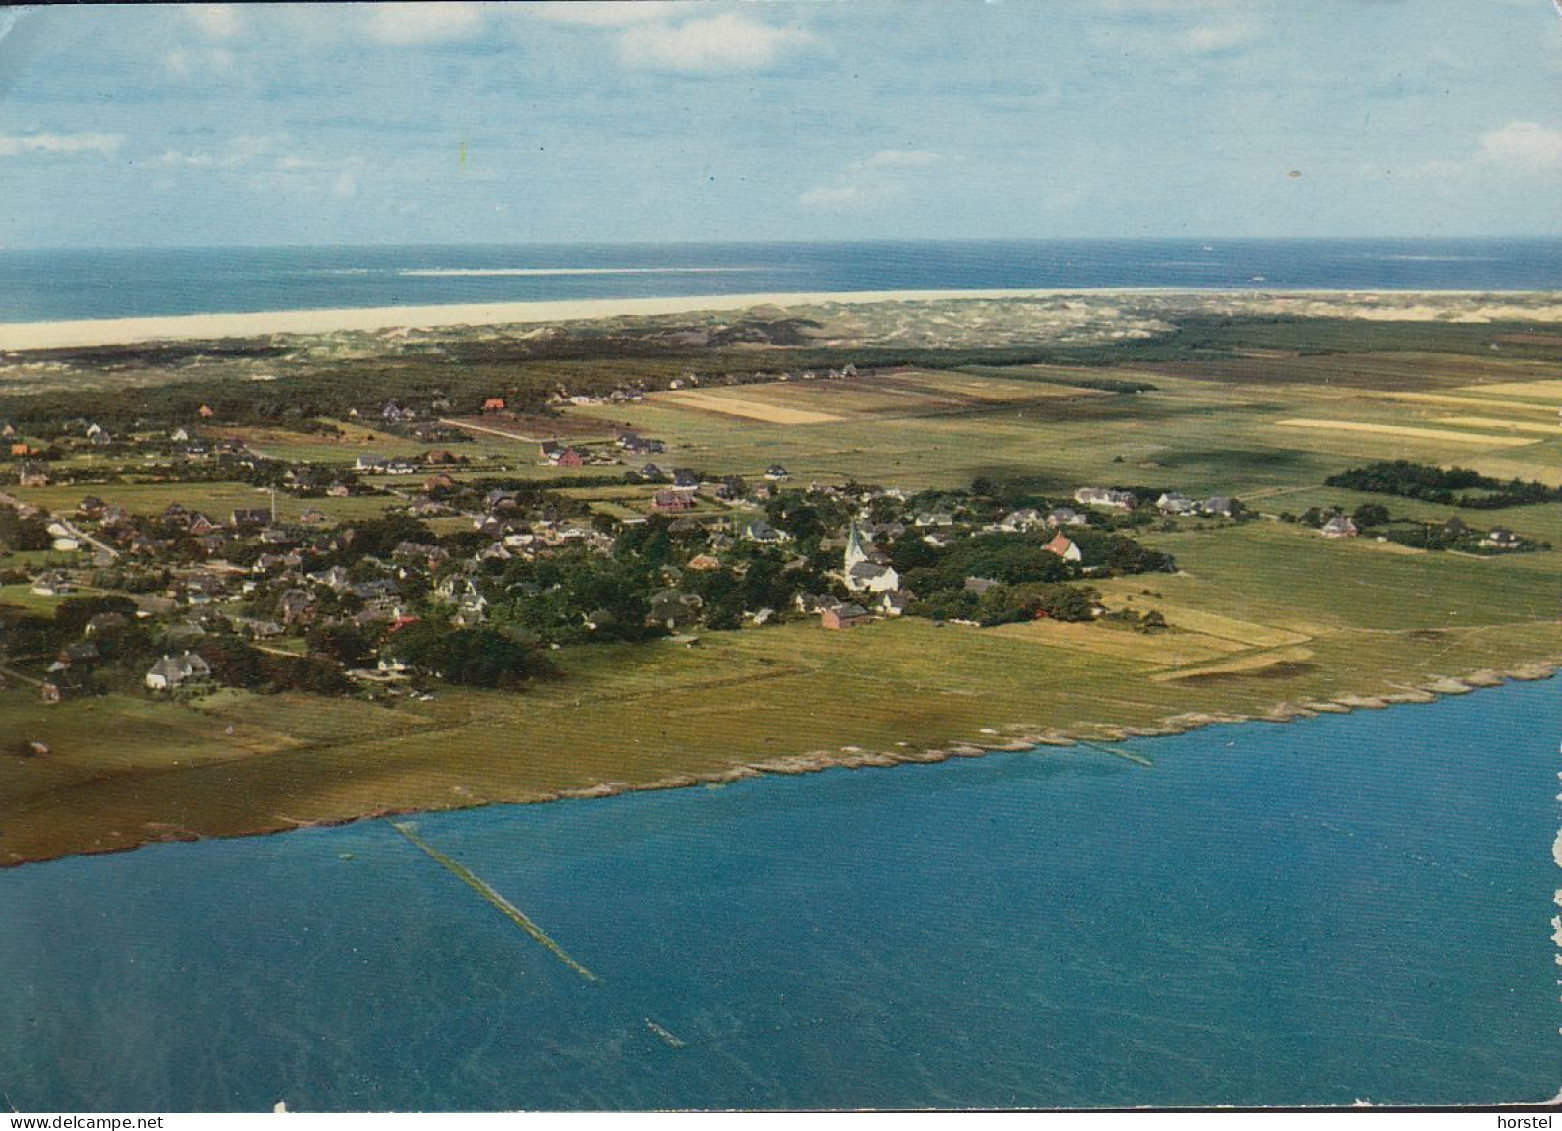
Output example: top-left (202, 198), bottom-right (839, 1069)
top-left (1274, 419), bottom-right (1537, 447)
top-left (1433, 416), bottom-right (1562, 435)
top-left (1139, 605), bottom-right (1312, 648)
top-left (1381, 392), bottom-right (1561, 415)
top-left (658, 390), bottom-right (843, 424)
top-left (1470, 380), bottom-right (1562, 402)
top-left (904, 374), bottom-right (1100, 401)
top-left (986, 618), bottom-right (1247, 666)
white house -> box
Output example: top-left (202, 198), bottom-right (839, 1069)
top-left (145, 652), bottom-right (212, 691)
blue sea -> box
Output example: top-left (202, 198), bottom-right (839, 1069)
top-left (0, 680), bottom-right (1557, 1112)
top-left (1, 239), bottom-right (1560, 324)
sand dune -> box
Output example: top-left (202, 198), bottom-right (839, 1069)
top-left (3, 286), bottom-right (1560, 351)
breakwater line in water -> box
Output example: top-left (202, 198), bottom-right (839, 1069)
top-left (390, 821), bottom-right (599, 983)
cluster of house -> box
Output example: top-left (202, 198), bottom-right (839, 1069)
top-left (1318, 511), bottom-right (1527, 547)
top-left (1072, 487), bottom-right (1235, 518)
top-left (648, 465), bottom-right (790, 514)
top-left (537, 432), bottom-right (669, 469)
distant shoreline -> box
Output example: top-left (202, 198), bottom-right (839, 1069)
top-left (3, 286), bottom-right (1561, 351)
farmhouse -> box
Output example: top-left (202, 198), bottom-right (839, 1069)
top-left (145, 652), bottom-right (213, 692)
top-left (737, 518), bottom-right (787, 544)
top-left (1043, 532), bottom-right (1083, 562)
top-left (821, 603), bottom-right (872, 630)
top-left (846, 561), bottom-right (900, 593)
top-left (17, 460), bottom-right (50, 487)
top-left (1075, 487), bottom-right (1136, 510)
top-left (652, 489), bottom-right (696, 512)
top-left (1319, 515), bottom-right (1358, 538)
top-left (647, 589), bottom-right (703, 631)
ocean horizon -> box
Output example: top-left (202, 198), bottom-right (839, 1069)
top-left (3, 238), bottom-right (1560, 325)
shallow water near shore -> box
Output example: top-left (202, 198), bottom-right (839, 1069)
top-left (1, 678), bottom-right (1557, 1111)
top-left (3, 238), bottom-right (1561, 323)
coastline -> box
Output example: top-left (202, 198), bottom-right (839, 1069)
top-left (4, 659), bottom-right (1553, 872)
top-left (3, 286), bottom-right (1562, 351)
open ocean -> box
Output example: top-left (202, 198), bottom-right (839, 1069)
top-left (1, 238), bottom-right (1560, 323)
top-left (0, 679), bottom-right (1557, 1111)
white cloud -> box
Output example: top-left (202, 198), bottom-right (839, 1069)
top-left (364, 2), bottom-right (487, 46)
top-left (161, 48), bottom-right (192, 78)
top-left (522, 2), bottom-right (680, 27)
top-left (1099, 0), bottom-right (1250, 10)
top-left (617, 12), bottom-right (817, 72)
top-left (801, 149), bottom-right (944, 209)
top-left (858, 150), bottom-right (943, 171)
top-left (0, 133), bottom-right (125, 158)
top-left (185, 5), bottom-right (244, 40)
top-left (1089, 0), bottom-right (1268, 59)
top-left (1476, 121), bottom-right (1562, 172)
top-left (161, 44), bottom-right (237, 80)
top-left (1179, 20), bottom-right (1261, 54)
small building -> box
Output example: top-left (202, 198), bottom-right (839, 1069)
top-left (737, 518), bottom-right (787, 544)
top-left (764, 464), bottom-right (790, 481)
top-left (17, 460), bottom-right (50, 487)
top-left (482, 397), bottom-right (506, 413)
top-left (1043, 532), bottom-right (1083, 562)
top-left (1483, 527), bottom-right (1522, 548)
top-left (145, 651), bottom-right (213, 692)
top-left (821, 603), bottom-right (872, 630)
top-left (1202, 496), bottom-right (1236, 518)
top-left (1156, 492), bottom-right (1196, 516)
top-left (878, 589), bottom-right (912, 617)
top-left (231, 507), bottom-right (272, 532)
top-left (647, 589), bottom-right (704, 631)
top-left (1047, 507), bottom-right (1088, 528)
top-left (1319, 515), bottom-right (1358, 539)
top-left (1075, 487), bottom-right (1136, 511)
top-left (652, 489), bottom-right (696, 513)
top-left (846, 560), bottom-right (900, 594)
top-left (998, 508), bottom-right (1045, 532)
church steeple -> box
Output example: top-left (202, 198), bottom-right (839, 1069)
top-left (844, 521), bottom-right (869, 569)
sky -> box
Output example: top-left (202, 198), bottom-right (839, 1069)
top-left (0, 0), bottom-right (1559, 247)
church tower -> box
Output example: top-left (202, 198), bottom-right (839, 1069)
top-left (844, 522), bottom-right (870, 570)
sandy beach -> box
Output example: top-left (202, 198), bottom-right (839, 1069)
top-left (0, 289), bottom-right (1088, 351)
top-left (3, 286), bottom-right (1560, 351)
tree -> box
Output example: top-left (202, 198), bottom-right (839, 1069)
top-left (1351, 503), bottom-right (1390, 530)
top-left (306, 623), bottom-right (376, 668)
top-left (54, 595), bottom-right (139, 638)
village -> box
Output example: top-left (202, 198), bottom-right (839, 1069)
top-left (6, 303), bottom-right (1559, 731)
top-left (0, 393), bottom-right (1247, 704)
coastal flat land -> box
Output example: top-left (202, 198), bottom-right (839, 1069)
top-left (1, 291), bottom-right (1559, 867)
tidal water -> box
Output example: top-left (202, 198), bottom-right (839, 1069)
top-left (0, 679), bottom-right (1557, 1111)
top-left (1, 239), bottom-right (1559, 324)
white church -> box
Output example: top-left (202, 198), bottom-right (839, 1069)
top-left (842, 523), bottom-right (900, 594)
